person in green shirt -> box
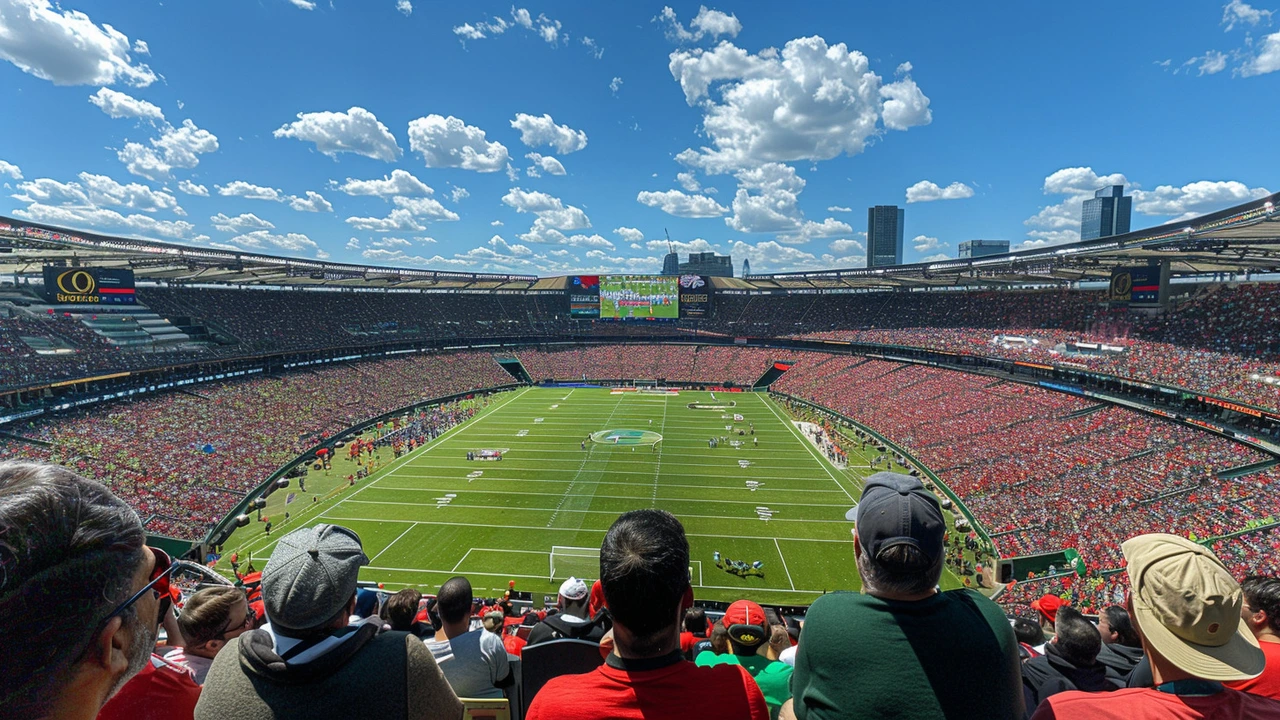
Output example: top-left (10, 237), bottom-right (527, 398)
top-left (697, 599), bottom-right (794, 719)
top-left (781, 473), bottom-right (1024, 720)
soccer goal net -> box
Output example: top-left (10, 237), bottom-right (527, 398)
top-left (550, 546), bottom-right (600, 582)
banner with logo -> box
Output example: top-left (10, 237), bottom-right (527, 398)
top-left (677, 274), bottom-right (712, 319)
top-left (42, 267), bottom-right (136, 305)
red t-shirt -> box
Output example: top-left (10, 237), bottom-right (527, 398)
top-left (1030, 687), bottom-right (1280, 719)
top-left (98, 655), bottom-right (202, 720)
top-left (526, 658), bottom-right (768, 720)
top-left (1229, 640), bottom-right (1280, 701)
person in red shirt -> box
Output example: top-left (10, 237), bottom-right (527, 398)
top-left (1228, 576), bottom-right (1280, 701)
top-left (97, 653), bottom-right (201, 720)
top-left (526, 509), bottom-right (768, 720)
top-left (1031, 534), bottom-right (1280, 719)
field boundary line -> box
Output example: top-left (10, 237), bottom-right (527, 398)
top-left (361, 486), bottom-right (851, 507)
top-left (365, 564), bottom-right (823, 595)
top-left (758, 394), bottom-right (858, 504)
top-left (451, 547), bottom-right (473, 572)
top-left (373, 480), bottom-right (850, 495)
top-left (774, 537), bottom-right (796, 591)
top-left (370, 522), bottom-right (420, 564)
top-left (341, 499), bottom-right (852, 524)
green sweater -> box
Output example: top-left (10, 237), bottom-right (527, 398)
top-left (790, 589), bottom-right (1024, 720)
top-left (195, 626), bottom-right (463, 719)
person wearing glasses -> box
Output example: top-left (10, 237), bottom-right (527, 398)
top-left (0, 462), bottom-right (180, 720)
top-left (165, 587), bottom-right (254, 684)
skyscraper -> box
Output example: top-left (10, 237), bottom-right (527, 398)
top-left (867, 205), bottom-right (904, 268)
top-left (742, 258), bottom-right (751, 277)
top-left (678, 252), bottom-right (733, 277)
top-left (1080, 185), bottom-right (1132, 241)
top-left (958, 239), bottom-right (1010, 258)
top-left (661, 251), bottom-right (679, 275)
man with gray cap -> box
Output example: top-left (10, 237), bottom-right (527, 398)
top-left (195, 524), bottom-right (462, 719)
top-left (526, 576), bottom-right (610, 647)
top-left (782, 472), bottom-right (1024, 720)
top-left (1030, 534), bottom-right (1280, 719)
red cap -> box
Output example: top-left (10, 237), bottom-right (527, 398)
top-left (722, 599), bottom-right (767, 628)
top-left (1032, 594), bottom-right (1065, 624)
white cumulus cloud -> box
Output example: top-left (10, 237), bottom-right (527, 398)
top-left (636, 189), bottom-right (728, 218)
top-left (0, 0), bottom-right (156, 87)
top-left (912, 234), bottom-right (946, 252)
top-left (407, 114), bottom-right (509, 172)
top-left (211, 212), bottom-right (275, 233)
top-left (669, 36), bottom-right (930, 173)
top-left (88, 87), bottom-right (164, 123)
top-left (217, 180), bottom-right (284, 201)
top-left (0, 160), bottom-right (23, 179)
top-left (273, 107), bottom-right (401, 161)
top-left (177, 179), bottom-right (208, 196)
top-left (510, 113), bottom-right (587, 154)
top-left (288, 190), bottom-right (333, 213)
top-left (525, 152), bottom-right (566, 176)
top-left (1223, 0), bottom-right (1273, 31)
top-left (331, 169), bottom-right (433, 198)
top-left (345, 208), bottom-right (425, 232)
top-left (654, 6), bottom-right (742, 43)
top-left (396, 0), bottom-right (412, 16)
top-left (614, 226), bottom-right (645, 243)
top-left (391, 194), bottom-right (460, 221)
top-left (905, 180), bottom-right (975, 203)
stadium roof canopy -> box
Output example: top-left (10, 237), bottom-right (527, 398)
top-left (2, 191), bottom-right (1279, 292)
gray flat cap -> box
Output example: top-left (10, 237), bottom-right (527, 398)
top-left (262, 524), bottom-right (369, 633)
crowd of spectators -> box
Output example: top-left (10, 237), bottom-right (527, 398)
top-left (12, 464), bottom-right (1276, 719)
top-left (5, 282), bottom-right (1280, 414)
top-left (517, 345), bottom-right (778, 386)
top-left (0, 351), bottom-right (510, 539)
top-left (775, 357), bottom-right (1280, 591)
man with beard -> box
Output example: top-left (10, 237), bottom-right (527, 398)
top-left (0, 463), bottom-right (175, 720)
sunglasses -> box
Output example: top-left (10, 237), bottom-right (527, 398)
top-left (106, 546), bottom-right (178, 621)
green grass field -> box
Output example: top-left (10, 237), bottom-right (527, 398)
top-left (224, 387), bottom-right (969, 606)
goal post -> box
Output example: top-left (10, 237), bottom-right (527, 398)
top-left (549, 546), bottom-right (601, 582)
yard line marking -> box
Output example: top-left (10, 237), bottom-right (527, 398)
top-left (451, 547), bottom-right (473, 572)
top-left (363, 565), bottom-right (830, 594)
top-left (323, 515), bottom-right (852, 544)
top-left (375, 479), bottom-right (849, 494)
top-left (758, 394), bottom-right (858, 504)
top-left (360, 486), bottom-right (852, 507)
top-left (371, 522), bottom-right (420, 564)
top-left (774, 537), bottom-right (796, 591)
top-left (546, 391), bottom-right (625, 527)
top-left (344, 498), bottom-right (853, 523)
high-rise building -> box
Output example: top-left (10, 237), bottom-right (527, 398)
top-left (742, 258), bottom-right (751, 277)
top-left (678, 251), bottom-right (733, 277)
top-left (1080, 185), bottom-right (1132, 241)
top-left (661, 251), bottom-right (679, 275)
top-left (958, 239), bottom-right (1010, 258)
top-left (867, 205), bottom-right (904, 268)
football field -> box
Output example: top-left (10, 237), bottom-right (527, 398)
top-left (226, 387), bottom-right (965, 605)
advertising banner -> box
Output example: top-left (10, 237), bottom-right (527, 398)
top-left (42, 267), bottom-right (136, 304)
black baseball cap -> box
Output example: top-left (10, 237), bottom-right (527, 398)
top-left (853, 472), bottom-right (945, 570)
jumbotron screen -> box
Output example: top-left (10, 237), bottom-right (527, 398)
top-left (599, 275), bottom-right (679, 321)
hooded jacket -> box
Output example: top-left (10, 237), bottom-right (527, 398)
top-left (1021, 642), bottom-right (1116, 718)
top-left (1095, 641), bottom-right (1145, 687)
top-left (194, 623), bottom-right (463, 720)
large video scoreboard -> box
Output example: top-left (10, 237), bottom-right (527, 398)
top-left (1109, 262), bottom-right (1169, 307)
top-left (599, 275), bottom-right (679, 320)
top-left (42, 267), bottom-right (137, 304)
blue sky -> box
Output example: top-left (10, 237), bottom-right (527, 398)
top-left (0, 1), bottom-right (1275, 275)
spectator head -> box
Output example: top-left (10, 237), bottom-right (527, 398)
top-left (1012, 617), bottom-right (1046, 647)
top-left (1240, 575), bottom-right (1280, 638)
top-left (261, 524), bottom-right (368, 637)
top-left (177, 586), bottom-right (251, 660)
top-left (683, 607), bottom-right (707, 635)
top-left (1098, 605), bottom-right (1140, 647)
top-left (709, 622), bottom-right (730, 655)
top-left (0, 463), bottom-right (157, 718)
top-left (722, 600), bottom-right (770, 656)
top-left (1032, 594), bottom-right (1064, 631)
top-left (768, 625), bottom-right (791, 661)
top-left (384, 588), bottom-right (424, 632)
top-left (588, 579), bottom-right (607, 619)
top-left (852, 473), bottom-right (945, 599)
top-left (1122, 533), bottom-right (1264, 682)
top-left (599, 509), bottom-right (692, 657)
top-left (1050, 607), bottom-right (1101, 667)
top-left (437, 576), bottom-right (473, 626)
top-left (557, 576), bottom-right (589, 615)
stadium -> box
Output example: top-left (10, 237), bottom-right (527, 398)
top-left (5, 2), bottom-right (1280, 718)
